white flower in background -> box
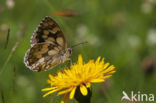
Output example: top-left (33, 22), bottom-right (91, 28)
top-left (76, 24), bottom-right (88, 37)
top-left (141, 2), bottom-right (153, 14)
top-left (16, 76), bottom-right (30, 87)
top-left (76, 24), bottom-right (101, 46)
top-left (6, 0), bottom-right (15, 9)
top-left (147, 0), bottom-right (156, 4)
top-left (141, 0), bottom-right (156, 14)
top-left (16, 76), bottom-right (36, 100)
top-left (147, 29), bottom-right (156, 46)
top-left (128, 35), bottom-right (141, 47)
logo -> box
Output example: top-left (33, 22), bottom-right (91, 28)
top-left (121, 91), bottom-right (154, 102)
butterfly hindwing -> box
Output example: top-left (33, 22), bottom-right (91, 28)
top-left (24, 42), bottom-right (63, 71)
top-left (31, 16), bottom-right (67, 49)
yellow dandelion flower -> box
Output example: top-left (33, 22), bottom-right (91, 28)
top-left (41, 54), bottom-right (116, 103)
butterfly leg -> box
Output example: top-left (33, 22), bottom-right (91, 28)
top-left (67, 58), bottom-right (72, 65)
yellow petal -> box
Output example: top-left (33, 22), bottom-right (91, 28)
top-left (58, 72), bottom-right (63, 78)
top-left (69, 87), bottom-right (76, 99)
top-left (103, 70), bottom-right (116, 75)
top-left (49, 74), bottom-right (54, 80)
top-left (99, 58), bottom-right (104, 65)
top-left (57, 88), bottom-right (72, 96)
top-left (80, 84), bottom-right (88, 96)
top-left (49, 73), bottom-right (53, 77)
top-left (103, 75), bottom-right (112, 79)
top-left (47, 79), bottom-right (51, 84)
top-left (89, 60), bottom-right (94, 63)
top-left (86, 82), bottom-right (91, 88)
top-left (103, 65), bottom-right (115, 73)
top-left (108, 65), bottom-right (115, 71)
top-left (108, 71), bottom-right (116, 74)
top-left (78, 54), bottom-right (83, 64)
top-left (61, 94), bottom-right (69, 103)
top-left (96, 56), bottom-right (101, 64)
top-left (104, 62), bottom-right (110, 69)
top-left (42, 89), bottom-right (59, 97)
top-left (91, 79), bottom-right (104, 83)
top-left (41, 87), bottom-right (56, 91)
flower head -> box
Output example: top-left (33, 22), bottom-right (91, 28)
top-left (41, 54), bottom-right (116, 103)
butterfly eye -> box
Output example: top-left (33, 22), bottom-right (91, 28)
top-left (67, 48), bottom-right (72, 55)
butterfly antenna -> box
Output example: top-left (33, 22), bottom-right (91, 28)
top-left (71, 41), bottom-right (88, 48)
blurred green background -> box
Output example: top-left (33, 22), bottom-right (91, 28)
top-left (0, 0), bottom-right (156, 103)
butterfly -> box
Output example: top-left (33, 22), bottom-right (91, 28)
top-left (24, 16), bottom-right (72, 72)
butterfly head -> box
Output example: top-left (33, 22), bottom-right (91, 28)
top-left (66, 48), bottom-right (73, 56)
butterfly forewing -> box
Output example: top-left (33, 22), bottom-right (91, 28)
top-left (31, 16), bottom-right (67, 49)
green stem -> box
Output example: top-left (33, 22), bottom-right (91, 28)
top-left (0, 42), bottom-right (19, 75)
